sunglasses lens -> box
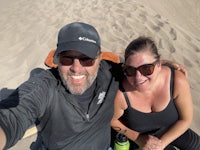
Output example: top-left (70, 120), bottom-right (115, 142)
top-left (79, 57), bottom-right (95, 66)
top-left (138, 64), bottom-right (155, 76)
top-left (124, 63), bottom-right (156, 77)
top-left (124, 66), bottom-right (136, 76)
top-left (60, 57), bottom-right (73, 66)
top-left (59, 56), bottom-right (95, 66)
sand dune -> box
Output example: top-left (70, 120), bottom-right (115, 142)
top-left (0, 0), bottom-right (199, 149)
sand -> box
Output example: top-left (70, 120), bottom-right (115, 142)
top-left (0, 0), bottom-right (199, 149)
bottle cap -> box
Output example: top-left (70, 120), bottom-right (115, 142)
top-left (116, 133), bottom-right (128, 142)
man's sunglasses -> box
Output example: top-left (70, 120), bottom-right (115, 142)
top-left (59, 55), bottom-right (96, 67)
top-left (123, 61), bottom-right (158, 77)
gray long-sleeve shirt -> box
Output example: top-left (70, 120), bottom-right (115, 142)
top-left (0, 60), bottom-right (122, 150)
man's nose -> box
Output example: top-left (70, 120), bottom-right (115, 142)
top-left (70, 58), bottom-right (83, 71)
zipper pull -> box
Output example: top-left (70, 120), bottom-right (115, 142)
top-left (86, 114), bottom-right (90, 121)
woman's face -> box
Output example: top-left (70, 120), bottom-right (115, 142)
top-left (125, 49), bottom-right (160, 91)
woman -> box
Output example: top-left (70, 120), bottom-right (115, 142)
top-left (110, 36), bottom-right (200, 150)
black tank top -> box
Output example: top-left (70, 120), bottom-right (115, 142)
top-left (119, 68), bottom-right (179, 137)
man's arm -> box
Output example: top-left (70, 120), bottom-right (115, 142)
top-left (0, 127), bottom-right (6, 149)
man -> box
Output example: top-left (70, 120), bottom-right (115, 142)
top-left (0, 22), bottom-right (185, 150)
top-left (0, 22), bottom-right (122, 150)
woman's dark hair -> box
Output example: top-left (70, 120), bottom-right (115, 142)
top-left (124, 36), bottom-right (160, 61)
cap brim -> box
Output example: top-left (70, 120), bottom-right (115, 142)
top-left (54, 41), bottom-right (100, 59)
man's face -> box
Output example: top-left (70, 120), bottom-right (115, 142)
top-left (58, 50), bottom-right (101, 95)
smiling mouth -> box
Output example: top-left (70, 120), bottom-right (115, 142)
top-left (71, 75), bottom-right (85, 79)
top-left (137, 79), bottom-right (147, 85)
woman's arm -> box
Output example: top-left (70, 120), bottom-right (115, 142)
top-left (110, 90), bottom-right (162, 149)
top-left (110, 90), bottom-right (139, 141)
top-left (160, 70), bottom-right (193, 148)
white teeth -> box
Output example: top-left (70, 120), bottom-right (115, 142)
top-left (138, 80), bottom-right (146, 84)
top-left (71, 75), bottom-right (85, 79)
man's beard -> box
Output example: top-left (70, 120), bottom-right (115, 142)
top-left (59, 67), bottom-right (99, 95)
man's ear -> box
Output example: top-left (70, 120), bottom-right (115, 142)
top-left (99, 52), bottom-right (103, 60)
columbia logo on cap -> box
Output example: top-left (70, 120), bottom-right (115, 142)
top-left (78, 37), bottom-right (97, 44)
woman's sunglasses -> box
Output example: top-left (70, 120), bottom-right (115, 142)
top-left (59, 55), bottom-right (96, 67)
top-left (123, 61), bottom-right (158, 77)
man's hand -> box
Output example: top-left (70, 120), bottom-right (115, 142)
top-left (161, 60), bottom-right (188, 77)
top-left (0, 127), bottom-right (6, 149)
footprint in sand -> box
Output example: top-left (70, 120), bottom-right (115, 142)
top-left (190, 44), bottom-right (200, 52)
top-left (168, 44), bottom-right (176, 53)
top-left (138, 8), bottom-right (178, 42)
top-left (169, 28), bottom-right (177, 40)
top-left (158, 39), bottom-right (164, 49)
top-left (154, 17), bottom-right (177, 41)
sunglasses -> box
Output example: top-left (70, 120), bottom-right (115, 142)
top-left (123, 61), bottom-right (158, 77)
top-left (59, 55), bottom-right (96, 67)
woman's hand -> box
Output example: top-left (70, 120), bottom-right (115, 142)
top-left (136, 134), bottom-right (163, 150)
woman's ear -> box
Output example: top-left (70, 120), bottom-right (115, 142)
top-left (157, 60), bottom-right (162, 67)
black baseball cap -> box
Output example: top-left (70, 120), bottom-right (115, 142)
top-left (54, 22), bottom-right (101, 63)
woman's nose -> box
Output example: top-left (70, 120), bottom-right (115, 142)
top-left (135, 70), bottom-right (143, 78)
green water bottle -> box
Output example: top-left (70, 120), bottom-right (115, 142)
top-left (114, 133), bottom-right (130, 150)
